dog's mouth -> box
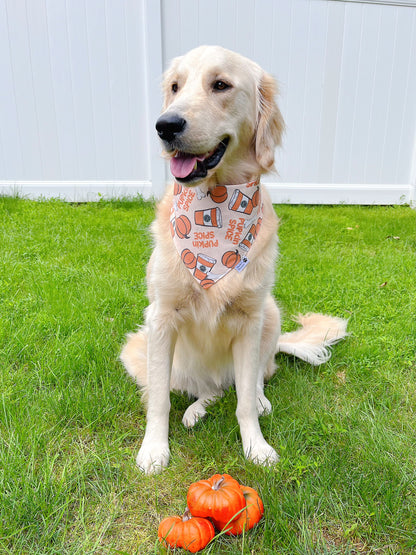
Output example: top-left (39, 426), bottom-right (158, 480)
top-left (170, 137), bottom-right (229, 183)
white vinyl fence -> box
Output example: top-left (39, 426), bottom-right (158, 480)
top-left (0, 0), bottom-right (415, 204)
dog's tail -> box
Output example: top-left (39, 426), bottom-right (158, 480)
top-left (277, 313), bottom-right (348, 365)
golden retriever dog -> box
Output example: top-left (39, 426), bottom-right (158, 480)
top-left (121, 45), bottom-right (348, 474)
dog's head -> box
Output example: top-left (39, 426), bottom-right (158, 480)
top-left (156, 45), bottom-right (285, 186)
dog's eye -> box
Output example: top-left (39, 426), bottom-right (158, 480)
top-left (213, 80), bottom-right (231, 91)
top-left (171, 83), bottom-right (178, 93)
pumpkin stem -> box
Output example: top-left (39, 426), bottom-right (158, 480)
top-left (182, 507), bottom-right (193, 522)
top-left (212, 476), bottom-right (225, 490)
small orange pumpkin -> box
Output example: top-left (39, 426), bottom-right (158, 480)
top-left (251, 188), bottom-right (260, 207)
top-left (200, 277), bottom-right (215, 289)
top-left (210, 185), bottom-right (228, 203)
top-left (221, 250), bottom-right (241, 268)
top-left (158, 507), bottom-right (215, 553)
top-left (187, 474), bottom-right (245, 524)
top-left (181, 248), bottom-right (197, 269)
top-left (174, 181), bottom-right (183, 195)
top-left (176, 214), bottom-right (192, 239)
top-left (256, 216), bottom-right (262, 236)
top-left (212, 485), bottom-right (264, 535)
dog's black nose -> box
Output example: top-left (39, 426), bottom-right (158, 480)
top-left (155, 114), bottom-right (186, 142)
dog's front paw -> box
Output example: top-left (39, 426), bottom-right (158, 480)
top-left (245, 440), bottom-right (279, 466)
top-left (136, 441), bottom-right (170, 474)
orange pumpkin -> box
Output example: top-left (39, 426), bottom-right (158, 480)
top-left (200, 277), bottom-right (215, 289)
top-left (212, 485), bottom-right (264, 535)
top-left (210, 185), bottom-right (228, 203)
top-left (256, 217), bottom-right (262, 236)
top-left (158, 507), bottom-right (215, 553)
top-left (251, 188), bottom-right (260, 207)
top-left (181, 248), bottom-right (197, 269)
top-left (174, 181), bottom-right (183, 195)
top-left (176, 214), bottom-right (192, 239)
top-left (221, 250), bottom-right (241, 269)
top-left (187, 474), bottom-right (245, 524)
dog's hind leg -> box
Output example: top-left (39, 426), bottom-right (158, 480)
top-left (182, 390), bottom-right (224, 428)
top-left (120, 329), bottom-right (148, 389)
top-left (256, 295), bottom-right (281, 416)
top-left (256, 375), bottom-right (272, 416)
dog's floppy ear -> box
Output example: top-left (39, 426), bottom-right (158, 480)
top-left (255, 73), bottom-right (285, 172)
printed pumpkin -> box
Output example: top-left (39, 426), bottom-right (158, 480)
top-left (200, 277), bottom-right (215, 289)
top-left (210, 185), bottom-right (228, 203)
top-left (221, 250), bottom-right (241, 269)
top-left (181, 248), bottom-right (197, 269)
top-left (187, 474), bottom-right (245, 524)
top-left (256, 216), bottom-right (262, 236)
top-left (251, 188), bottom-right (260, 207)
top-left (176, 214), bottom-right (192, 239)
top-left (212, 485), bottom-right (264, 535)
top-left (174, 181), bottom-right (183, 195)
top-left (158, 508), bottom-right (215, 553)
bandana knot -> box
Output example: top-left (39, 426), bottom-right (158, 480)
top-left (170, 179), bottom-right (262, 288)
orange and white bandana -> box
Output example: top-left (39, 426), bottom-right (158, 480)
top-left (170, 179), bottom-right (263, 289)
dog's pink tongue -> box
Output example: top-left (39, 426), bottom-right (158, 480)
top-left (170, 154), bottom-right (197, 179)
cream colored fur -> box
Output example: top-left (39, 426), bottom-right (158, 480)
top-left (120, 46), bottom-right (348, 474)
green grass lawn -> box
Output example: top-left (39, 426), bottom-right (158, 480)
top-left (0, 196), bottom-right (415, 554)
